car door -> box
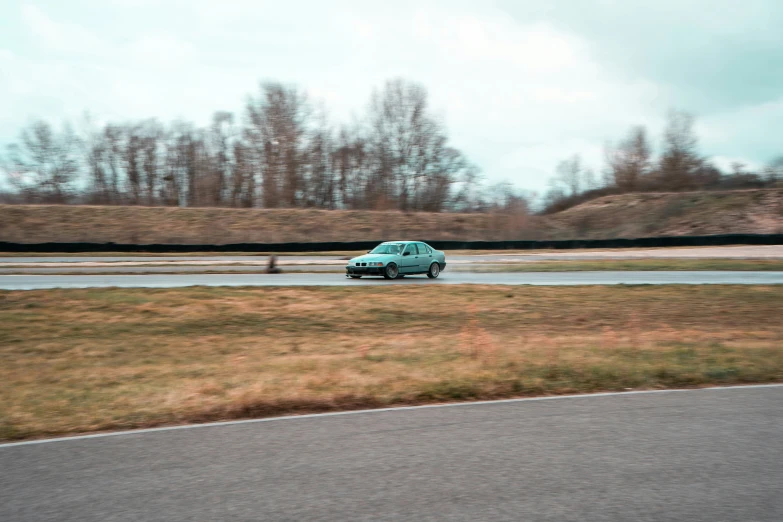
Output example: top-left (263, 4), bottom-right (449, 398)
top-left (416, 242), bottom-right (433, 273)
top-left (400, 243), bottom-right (419, 273)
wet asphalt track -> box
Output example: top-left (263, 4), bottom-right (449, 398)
top-left (0, 264), bottom-right (344, 274)
top-left (3, 245), bottom-right (782, 264)
top-left (2, 385), bottom-right (782, 522)
top-left (1, 271), bottom-right (783, 289)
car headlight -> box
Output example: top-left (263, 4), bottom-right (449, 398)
top-left (370, 262), bottom-right (383, 266)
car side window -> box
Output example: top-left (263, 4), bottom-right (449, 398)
top-left (418, 243), bottom-right (431, 254)
top-left (404, 244), bottom-right (416, 255)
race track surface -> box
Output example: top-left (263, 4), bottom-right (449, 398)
top-left (3, 245), bottom-right (782, 264)
top-left (1, 270), bottom-right (782, 289)
top-left (2, 386), bottom-right (781, 521)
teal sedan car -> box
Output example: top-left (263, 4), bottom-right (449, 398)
top-left (346, 241), bottom-right (446, 279)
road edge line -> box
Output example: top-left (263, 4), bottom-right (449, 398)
top-left (2, 383), bottom-right (782, 448)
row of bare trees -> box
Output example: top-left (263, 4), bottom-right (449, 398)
top-left (544, 110), bottom-right (782, 212)
top-left (1, 79), bottom-right (484, 212)
top-left (3, 81), bottom-right (780, 214)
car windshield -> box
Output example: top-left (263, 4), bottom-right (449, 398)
top-left (370, 243), bottom-right (404, 255)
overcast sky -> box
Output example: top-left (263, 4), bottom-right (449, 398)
top-left (1, 0), bottom-right (782, 193)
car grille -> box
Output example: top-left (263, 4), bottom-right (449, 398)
top-left (347, 265), bottom-right (382, 274)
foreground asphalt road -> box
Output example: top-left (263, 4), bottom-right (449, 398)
top-left (1, 386), bottom-right (781, 521)
top-left (1, 270), bottom-right (782, 289)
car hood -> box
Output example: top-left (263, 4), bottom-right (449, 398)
top-left (348, 254), bottom-right (393, 264)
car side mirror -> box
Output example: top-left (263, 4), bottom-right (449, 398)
top-left (403, 251), bottom-right (410, 256)
top-left (367, 250), bottom-right (372, 253)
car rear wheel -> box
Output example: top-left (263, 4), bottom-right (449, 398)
top-left (427, 262), bottom-right (440, 279)
top-left (384, 263), bottom-right (398, 280)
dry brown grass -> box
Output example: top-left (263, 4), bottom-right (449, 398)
top-left (546, 188), bottom-right (783, 238)
top-left (0, 205), bottom-right (523, 244)
top-left (1, 285), bottom-right (782, 441)
top-left (1, 188), bottom-right (779, 245)
top-left (3, 258), bottom-right (781, 276)
top-left (463, 259), bottom-right (783, 272)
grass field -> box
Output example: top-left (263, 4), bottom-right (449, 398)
top-left (1, 285), bottom-right (781, 441)
top-left (1, 246), bottom-right (780, 257)
top-left (2, 259), bottom-right (782, 275)
top-left (464, 259), bottom-right (783, 272)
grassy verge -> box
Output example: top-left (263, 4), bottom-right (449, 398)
top-left (2, 246), bottom-right (782, 258)
top-left (462, 259), bottom-right (783, 272)
top-left (1, 285), bottom-right (781, 441)
top-left (0, 270), bottom-right (343, 276)
top-left (2, 259), bottom-right (782, 276)
top-left (0, 251), bottom-right (357, 258)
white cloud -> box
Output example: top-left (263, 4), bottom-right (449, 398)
top-left (700, 96), bottom-right (783, 165)
top-left (21, 3), bottom-right (104, 55)
top-left (127, 35), bottom-right (194, 66)
top-left (323, 5), bottom-right (668, 188)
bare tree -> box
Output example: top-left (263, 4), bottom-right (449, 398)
top-left (85, 126), bottom-right (110, 204)
top-left (365, 78), bottom-right (470, 212)
top-left (542, 185), bottom-right (567, 212)
top-left (4, 121), bottom-right (80, 203)
top-left (125, 127), bottom-right (143, 204)
top-left (449, 164), bottom-right (483, 212)
top-left (204, 111), bottom-right (235, 206)
top-left (332, 126), bottom-right (370, 209)
top-left (583, 168), bottom-right (600, 192)
top-left (103, 124), bottom-right (126, 203)
top-left (139, 120), bottom-right (165, 206)
top-left (305, 104), bottom-right (336, 208)
top-left (367, 79), bottom-right (429, 210)
top-left (605, 126), bottom-right (651, 192)
top-left (554, 154), bottom-right (582, 196)
top-left (764, 156), bottom-right (783, 185)
top-left (159, 122), bottom-right (196, 207)
top-left (658, 110), bottom-right (702, 191)
top-left (229, 141), bottom-right (254, 207)
top-left (245, 83), bottom-right (310, 208)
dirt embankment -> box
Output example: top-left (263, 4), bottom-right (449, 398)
top-left (0, 189), bottom-right (780, 245)
top-left (0, 206), bottom-right (503, 244)
top-left (543, 188), bottom-right (783, 239)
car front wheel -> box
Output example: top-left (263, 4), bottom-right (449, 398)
top-left (384, 263), bottom-right (399, 280)
top-left (427, 262), bottom-right (440, 279)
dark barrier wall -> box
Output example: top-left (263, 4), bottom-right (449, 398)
top-left (1, 234), bottom-right (782, 253)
